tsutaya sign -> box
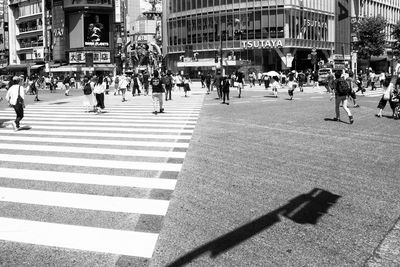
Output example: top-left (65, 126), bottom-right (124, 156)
top-left (242, 39), bottom-right (283, 49)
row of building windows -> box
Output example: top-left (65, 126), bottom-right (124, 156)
top-left (168, 0), bottom-right (334, 14)
top-left (18, 19), bottom-right (43, 33)
top-left (17, 2), bottom-right (42, 17)
top-left (168, 9), bottom-right (330, 47)
top-left (19, 36), bottom-right (43, 48)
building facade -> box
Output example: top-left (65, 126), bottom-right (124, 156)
top-left (163, 0), bottom-right (338, 75)
top-left (6, 0), bottom-right (49, 75)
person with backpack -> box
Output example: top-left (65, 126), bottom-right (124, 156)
top-left (151, 70), bottom-right (166, 114)
top-left (330, 70), bottom-right (354, 124)
top-left (82, 76), bottom-right (96, 113)
top-left (346, 71), bottom-right (360, 108)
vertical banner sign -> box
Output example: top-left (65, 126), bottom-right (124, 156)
top-left (335, 0), bottom-right (351, 58)
top-left (115, 0), bottom-right (121, 23)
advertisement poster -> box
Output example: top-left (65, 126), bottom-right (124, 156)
top-left (84, 13), bottom-right (110, 47)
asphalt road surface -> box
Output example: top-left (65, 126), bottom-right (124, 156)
top-left (0, 83), bottom-right (399, 266)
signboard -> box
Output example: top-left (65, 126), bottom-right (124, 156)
top-left (69, 51), bottom-right (111, 64)
top-left (84, 13), bottom-right (110, 47)
top-left (63, 0), bottom-right (112, 9)
top-left (115, 0), bottom-right (121, 23)
top-left (242, 39), bottom-right (284, 49)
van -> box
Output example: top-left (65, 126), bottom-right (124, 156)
top-left (318, 68), bottom-right (332, 85)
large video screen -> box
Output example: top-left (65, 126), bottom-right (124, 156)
top-left (84, 13), bottom-right (110, 47)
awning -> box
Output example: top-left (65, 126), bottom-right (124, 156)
top-left (49, 64), bottom-right (114, 72)
top-left (5, 64), bottom-right (28, 71)
top-left (30, 64), bottom-right (44, 70)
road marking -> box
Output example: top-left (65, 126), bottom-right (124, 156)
top-left (0, 217), bottom-right (158, 258)
top-left (0, 143), bottom-right (186, 158)
top-left (0, 154), bottom-right (182, 172)
top-left (262, 99), bottom-right (277, 102)
top-left (0, 136), bottom-right (190, 148)
top-left (0, 186), bottom-right (170, 215)
top-left (235, 101), bottom-right (250, 104)
top-left (365, 217), bottom-right (400, 266)
top-left (0, 112), bottom-right (198, 122)
top-left (19, 125), bottom-right (194, 134)
top-left (0, 117), bottom-right (196, 127)
top-left (0, 168), bottom-right (176, 190)
top-left (12, 130), bottom-right (193, 140)
top-left (310, 96), bottom-right (324, 99)
top-left (5, 120), bottom-right (196, 128)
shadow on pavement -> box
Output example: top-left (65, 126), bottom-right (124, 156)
top-left (324, 118), bottom-right (350, 124)
top-left (166, 188), bottom-right (340, 267)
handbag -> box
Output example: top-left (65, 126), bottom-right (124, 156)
top-left (16, 85), bottom-right (24, 106)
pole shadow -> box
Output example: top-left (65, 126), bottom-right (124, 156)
top-left (166, 188), bottom-right (341, 267)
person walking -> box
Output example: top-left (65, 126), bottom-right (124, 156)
top-left (82, 76), bottom-right (96, 113)
top-left (221, 76), bottom-right (230, 105)
top-left (205, 72), bottom-right (212, 94)
top-left (346, 71), bottom-right (360, 108)
top-left (131, 74), bottom-right (142, 96)
top-left (119, 74), bottom-right (129, 102)
top-left (330, 70), bottom-right (354, 124)
top-left (93, 76), bottom-right (106, 113)
top-left (163, 71), bottom-right (173, 101)
top-left (236, 71), bottom-right (244, 98)
top-left (63, 75), bottom-right (71, 96)
top-left (5, 77), bottom-right (25, 131)
top-left (257, 72), bottom-right (263, 86)
top-left (298, 71), bottom-right (306, 92)
top-left (113, 75), bottom-right (120, 95)
top-left (213, 70), bottom-right (223, 100)
top-left (270, 76), bottom-right (280, 98)
top-left (151, 70), bottom-right (165, 114)
top-left (376, 76), bottom-right (396, 118)
top-left (142, 71), bottom-right (150, 96)
top-left (183, 75), bottom-right (191, 97)
top-left (287, 73), bottom-right (297, 100)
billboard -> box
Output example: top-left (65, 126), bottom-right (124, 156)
top-left (84, 13), bottom-right (110, 47)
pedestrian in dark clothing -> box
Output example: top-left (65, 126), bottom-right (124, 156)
top-left (205, 73), bottom-right (212, 94)
top-left (221, 76), bottom-right (230, 105)
top-left (163, 72), bottom-right (173, 101)
top-left (142, 71), bottom-right (150, 96)
top-left (213, 71), bottom-right (223, 100)
top-left (330, 71), bottom-right (354, 123)
top-left (132, 74), bottom-right (142, 96)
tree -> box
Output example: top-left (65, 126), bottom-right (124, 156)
top-left (353, 16), bottom-right (387, 59)
top-left (392, 21), bottom-right (400, 58)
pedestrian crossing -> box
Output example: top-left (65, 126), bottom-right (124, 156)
top-left (356, 88), bottom-right (384, 98)
top-left (0, 94), bottom-right (203, 261)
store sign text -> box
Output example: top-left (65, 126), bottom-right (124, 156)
top-left (303, 19), bottom-right (327, 28)
top-left (242, 40), bottom-right (283, 49)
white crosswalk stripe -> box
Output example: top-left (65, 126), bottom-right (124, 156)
top-left (356, 88), bottom-right (383, 98)
top-left (0, 94), bottom-right (204, 259)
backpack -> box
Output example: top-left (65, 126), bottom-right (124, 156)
top-left (83, 82), bottom-right (92, 95)
top-left (335, 78), bottom-right (351, 96)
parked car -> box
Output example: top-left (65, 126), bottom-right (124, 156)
top-left (0, 75), bottom-right (12, 89)
top-left (318, 68), bottom-right (332, 85)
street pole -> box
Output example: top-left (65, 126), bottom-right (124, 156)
top-left (220, 26), bottom-right (223, 76)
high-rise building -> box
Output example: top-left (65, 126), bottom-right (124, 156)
top-left (6, 0), bottom-right (49, 75)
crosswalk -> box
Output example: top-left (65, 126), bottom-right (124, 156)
top-left (356, 88), bottom-right (384, 98)
top-left (0, 94), bottom-right (203, 261)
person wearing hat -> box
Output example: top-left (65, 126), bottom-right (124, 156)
top-left (5, 76), bottom-right (25, 131)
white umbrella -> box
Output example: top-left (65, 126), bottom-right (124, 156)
top-left (266, 71), bottom-right (280, 77)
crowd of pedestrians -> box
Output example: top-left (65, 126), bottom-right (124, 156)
top-left (2, 65), bottom-right (400, 131)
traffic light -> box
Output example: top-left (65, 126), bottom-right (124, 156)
top-left (215, 55), bottom-right (218, 63)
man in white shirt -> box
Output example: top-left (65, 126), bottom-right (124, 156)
top-left (5, 76), bottom-right (25, 131)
